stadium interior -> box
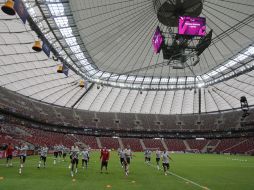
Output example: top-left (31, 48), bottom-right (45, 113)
top-left (0, 0), bottom-right (254, 189)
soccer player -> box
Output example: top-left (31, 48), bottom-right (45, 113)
top-left (118, 148), bottom-right (125, 168)
top-left (17, 143), bottom-right (28, 174)
top-left (53, 144), bottom-right (58, 165)
top-left (155, 149), bottom-right (161, 170)
top-left (68, 146), bottom-right (73, 169)
top-left (100, 147), bottom-right (110, 173)
top-left (125, 146), bottom-right (132, 165)
top-left (121, 150), bottom-right (129, 176)
top-left (144, 149), bottom-right (152, 164)
top-left (62, 146), bottom-right (68, 161)
top-left (161, 150), bottom-right (172, 176)
top-left (81, 148), bottom-right (89, 169)
top-left (70, 145), bottom-right (80, 177)
top-left (6, 143), bottom-right (14, 167)
top-left (38, 144), bottom-right (48, 168)
top-left (123, 147), bottom-right (132, 176)
top-left (58, 144), bottom-right (63, 159)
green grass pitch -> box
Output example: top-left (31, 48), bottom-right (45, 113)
top-left (0, 152), bottom-right (254, 190)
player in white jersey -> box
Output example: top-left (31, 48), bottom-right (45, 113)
top-left (123, 147), bottom-right (132, 176)
top-left (58, 144), bottom-right (63, 159)
top-left (144, 149), bottom-right (152, 163)
top-left (17, 143), bottom-right (28, 174)
top-left (62, 146), bottom-right (68, 161)
top-left (38, 144), bottom-right (48, 168)
top-left (155, 149), bottom-right (161, 170)
top-left (81, 148), bottom-right (89, 169)
top-left (161, 150), bottom-right (172, 175)
top-left (125, 147), bottom-right (132, 165)
top-left (70, 145), bottom-right (80, 177)
top-left (53, 145), bottom-right (58, 165)
top-left (118, 149), bottom-right (125, 168)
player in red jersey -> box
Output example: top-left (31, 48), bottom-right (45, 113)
top-left (6, 143), bottom-right (14, 167)
top-left (100, 147), bottom-right (110, 173)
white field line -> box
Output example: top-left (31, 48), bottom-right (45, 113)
top-left (147, 163), bottom-right (210, 190)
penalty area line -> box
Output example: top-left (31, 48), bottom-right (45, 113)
top-left (148, 163), bottom-right (211, 190)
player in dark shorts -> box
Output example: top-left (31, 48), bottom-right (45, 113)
top-left (118, 148), bottom-right (125, 167)
top-left (70, 145), bottom-right (80, 177)
top-left (6, 143), bottom-right (14, 167)
top-left (38, 144), bottom-right (48, 168)
top-left (81, 148), bottom-right (89, 169)
top-left (122, 155), bottom-right (129, 176)
top-left (17, 143), bottom-right (28, 174)
top-left (125, 147), bottom-right (132, 165)
top-left (162, 150), bottom-right (173, 176)
top-left (62, 146), bottom-right (68, 161)
top-left (100, 147), bottom-right (110, 173)
top-left (155, 149), bottom-right (161, 170)
top-left (144, 149), bottom-right (151, 163)
top-left (122, 147), bottom-right (132, 176)
top-left (58, 145), bottom-right (63, 158)
top-left (53, 145), bottom-right (58, 165)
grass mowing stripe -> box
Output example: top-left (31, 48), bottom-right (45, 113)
top-left (147, 163), bottom-right (210, 190)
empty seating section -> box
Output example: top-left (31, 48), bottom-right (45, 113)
top-left (1, 87), bottom-right (253, 131)
top-left (75, 110), bottom-right (95, 127)
top-left (208, 139), bottom-right (219, 146)
top-left (54, 107), bottom-right (79, 126)
top-left (157, 115), bottom-right (178, 130)
top-left (0, 90), bottom-right (35, 118)
top-left (214, 138), bottom-right (246, 153)
top-left (96, 112), bottom-right (118, 129)
top-left (223, 112), bottom-right (241, 129)
top-left (186, 139), bottom-right (209, 150)
top-left (179, 115), bottom-right (197, 130)
top-left (164, 139), bottom-right (186, 151)
top-left (74, 135), bottom-right (99, 149)
top-left (142, 139), bottom-right (164, 150)
top-left (99, 137), bottom-right (120, 150)
top-left (223, 138), bottom-right (254, 154)
top-left (1, 122), bottom-right (254, 154)
top-left (31, 102), bottom-right (56, 123)
top-left (25, 130), bottom-right (74, 147)
top-left (117, 113), bottom-right (135, 130)
top-left (0, 134), bottom-right (21, 145)
top-left (136, 114), bottom-right (157, 130)
top-left (199, 114), bottom-right (217, 130)
top-left (121, 138), bottom-right (143, 151)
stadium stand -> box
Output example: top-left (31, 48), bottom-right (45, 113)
top-left (121, 138), bottom-right (143, 151)
top-left (186, 139), bottom-right (209, 151)
top-left (142, 139), bottom-right (165, 150)
top-left (96, 112), bottom-right (118, 129)
top-left (1, 120), bottom-right (254, 154)
top-left (179, 115), bottom-right (197, 130)
top-left (99, 137), bottom-right (120, 150)
top-left (164, 139), bottom-right (187, 151)
top-left (214, 138), bottom-right (247, 153)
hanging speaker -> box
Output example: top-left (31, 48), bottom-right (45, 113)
top-left (79, 80), bottom-right (85, 87)
top-left (32, 40), bottom-right (42, 52)
top-left (57, 65), bottom-right (63, 73)
top-left (1, 0), bottom-right (15, 16)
